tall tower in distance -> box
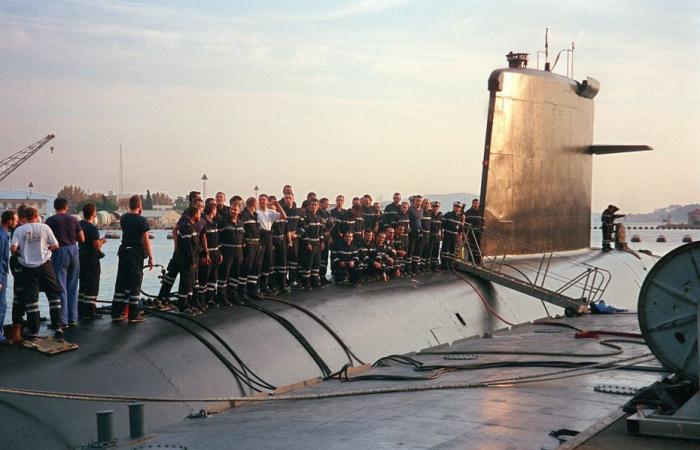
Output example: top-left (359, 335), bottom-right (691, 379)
top-left (201, 173), bottom-right (208, 198)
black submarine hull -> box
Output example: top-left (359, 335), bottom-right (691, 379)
top-left (0, 250), bottom-right (654, 448)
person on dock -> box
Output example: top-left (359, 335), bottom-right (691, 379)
top-left (176, 206), bottom-right (200, 315)
top-left (11, 207), bottom-right (63, 338)
top-left (329, 195), bottom-right (347, 243)
top-left (393, 224), bottom-right (409, 275)
top-left (45, 197), bottom-right (85, 327)
top-left (78, 203), bottom-right (106, 319)
top-left (0, 210), bottom-right (17, 344)
top-left (110, 195), bottom-right (153, 323)
top-left (601, 205), bottom-right (625, 251)
top-left (268, 195), bottom-right (289, 294)
top-left (350, 204), bottom-right (364, 243)
top-left (361, 195), bottom-right (380, 234)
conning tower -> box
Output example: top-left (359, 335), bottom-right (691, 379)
top-left (478, 52), bottom-right (649, 255)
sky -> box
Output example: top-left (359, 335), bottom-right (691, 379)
top-left (0, 0), bottom-right (698, 212)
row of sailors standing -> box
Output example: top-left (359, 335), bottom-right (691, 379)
top-left (155, 188), bottom-right (483, 316)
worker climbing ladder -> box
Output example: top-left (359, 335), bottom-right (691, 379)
top-left (456, 226), bottom-right (611, 316)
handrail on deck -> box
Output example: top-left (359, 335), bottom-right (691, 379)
top-left (459, 226), bottom-right (611, 304)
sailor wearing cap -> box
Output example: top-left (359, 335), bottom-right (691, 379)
top-left (601, 204), bottom-right (625, 252)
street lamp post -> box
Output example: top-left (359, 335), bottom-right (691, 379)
top-left (27, 181), bottom-right (34, 199)
top-left (201, 174), bottom-right (208, 198)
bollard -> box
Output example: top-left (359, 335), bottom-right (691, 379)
top-left (96, 410), bottom-right (114, 444)
top-left (128, 402), bottom-right (145, 439)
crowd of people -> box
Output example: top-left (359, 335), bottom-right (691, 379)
top-left (153, 187), bottom-right (483, 317)
top-left (0, 186), bottom-right (483, 341)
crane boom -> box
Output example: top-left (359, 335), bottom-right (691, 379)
top-left (0, 134), bottom-right (55, 183)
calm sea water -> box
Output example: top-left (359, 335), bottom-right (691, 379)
top-left (3, 226), bottom-right (699, 325)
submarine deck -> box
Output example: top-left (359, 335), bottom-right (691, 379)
top-left (131, 313), bottom-right (696, 450)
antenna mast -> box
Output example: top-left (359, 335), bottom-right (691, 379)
top-left (119, 144), bottom-right (124, 196)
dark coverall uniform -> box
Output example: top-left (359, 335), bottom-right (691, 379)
top-left (362, 205), bottom-right (380, 232)
top-left (407, 207), bottom-right (423, 273)
top-left (198, 215), bottom-right (220, 304)
top-left (365, 242), bottom-right (389, 279)
top-left (601, 207), bottom-right (624, 251)
top-left (428, 211), bottom-right (442, 270)
top-left (217, 215), bottom-right (244, 304)
top-left (441, 211), bottom-right (463, 270)
top-left (350, 215), bottom-right (364, 243)
top-left (331, 240), bottom-right (360, 285)
top-left (464, 206), bottom-right (483, 264)
top-left (78, 219), bottom-right (101, 318)
top-left (175, 219), bottom-right (198, 311)
top-left (271, 216), bottom-right (288, 291)
top-left (319, 209), bottom-right (332, 284)
top-left (281, 202), bottom-right (301, 286)
top-left (299, 210), bottom-right (324, 287)
top-left (419, 211), bottom-right (432, 270)
top-left (393, 234), bottom-right (409, 273)
top-left (240, 208), bottom-right (262, 297)
top-left (111, 213), bottom-right (149, 320)
top-left (382, 202), bottom-right (401, 230)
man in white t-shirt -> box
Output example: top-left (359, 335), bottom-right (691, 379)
top-left (10, 207), bottom-right (64, 339)
top-left (256, 194), bottom-right (287, 295)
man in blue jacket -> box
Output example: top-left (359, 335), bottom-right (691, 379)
top-left (0, 210), bottom-right (18, 344)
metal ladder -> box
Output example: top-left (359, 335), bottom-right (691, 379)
top-left (456, 227), bottom-right (611, 314)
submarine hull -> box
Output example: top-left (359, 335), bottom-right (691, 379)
top-left (0, 249), bottom-right (654, 448)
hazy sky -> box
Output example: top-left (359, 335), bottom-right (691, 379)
top-left (0, 0), bottom-right (698, 212)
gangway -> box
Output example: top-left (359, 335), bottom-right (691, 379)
top-left (455, 226), bottom-right (611, 315)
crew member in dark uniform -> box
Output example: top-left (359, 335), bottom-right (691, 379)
top-left (280, 192), bottom-right (301, 288)
top-left (419, 198), bottom-right (432, 271)
top-left (350, 204), bottom-right (364, 242)
top-left (198, 202), bottom-right (220, 306)
top-left (393, 224), bottom-right (409, 275)
top-left (329, 195), bottom-right (348, 242)
top-left (78, 202), bottom-right (106, 319)
top-left (464, 198), bottom-right (483, 264)
top-left (601, 204), bottom-right (625, 251)
top-left (381, 193), bottom-right (401, 230)
top-left (428, 201), bottom-right (442, 271)
top-left (298, 198), bottom-right (324, 288)
top-left (240, 197), bottom-right (262, 300)
top-left (111, 195), bottom-right (153, 323)
top-left (156, 191), bottom-right (200, 305)
top-left (268, 195), bottom-right (289, 293)
top-left (176, 206), bottom-right (200, 315)
top-left (319, 197), bottom-right (332, 285)
top-left (407, 195), bottom-right (423, 274)
top-left (217, 197), bottom-right (244, 305)
top-left (361, 195), bottom-right (380, 233)
top-left (441, 201), bottom-right (464, 270)
top-left (331, 231), bottom-right (360, 286)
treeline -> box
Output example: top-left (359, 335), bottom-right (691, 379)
top-left (56, 186), bottom-right (173, 213)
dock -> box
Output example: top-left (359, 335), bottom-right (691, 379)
top-left (128, 312), bottom-right (696, 449)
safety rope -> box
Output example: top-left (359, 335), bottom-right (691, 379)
top-left (0, 352), bottom-right (653, 404)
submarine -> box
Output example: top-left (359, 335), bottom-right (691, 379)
top-left (0, 51), bottom-right (656, 449)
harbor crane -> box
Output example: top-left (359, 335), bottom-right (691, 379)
top-left (0, 134), bottom-right (55, 183)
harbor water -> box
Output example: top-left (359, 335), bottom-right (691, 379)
top-left (2, 226), bottom-right (699, 326)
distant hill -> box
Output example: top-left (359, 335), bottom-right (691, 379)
top-left (622, 203), bottom-right (700, 224)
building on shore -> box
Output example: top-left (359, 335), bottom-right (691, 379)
top-left (688, 208), bottom-right (700, 226)
top-left (0, 190), bottom-right (56, 217)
